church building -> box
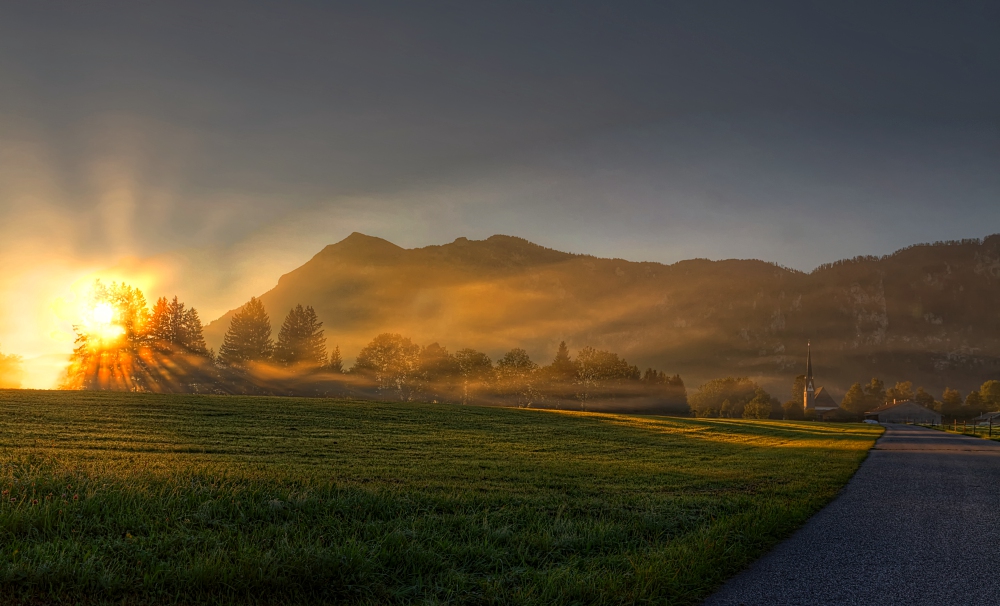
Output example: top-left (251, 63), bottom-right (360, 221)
top-left (803, 342), bottom-right (839, 416)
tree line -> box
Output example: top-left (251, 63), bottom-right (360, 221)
top-left (216, 297), bottom-right (687, 410)
top-left (838, 378), bottom-right (1000, 420)
top-left (61, 283), bottom-right (687, 412)
top-left (688, 377), bottom-right (779, 419)
top-left (0, 343), bottom-right (23, 389)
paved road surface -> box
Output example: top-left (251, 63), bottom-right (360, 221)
top-left (704, 424), bottom-right (1000, 605)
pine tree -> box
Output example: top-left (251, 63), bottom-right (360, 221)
top-left (147, 296), bottom-right (207, 355)
top-left (181, 307), bottom-right (208, 354)
top-left (326, 345), bottom-right (343, 373)
top-left (219, 297), bottom-right (273, 366)
top-left (148, 297), bottom-right (172, 345)
top-left (274, 305), bottom-right (326, 367)
top-left (546, 341), bottom-right (577, 381)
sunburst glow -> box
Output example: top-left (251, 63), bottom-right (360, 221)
top-left (79, 298), bottom-right (125, 345)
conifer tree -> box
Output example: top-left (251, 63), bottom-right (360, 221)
top-left (147, 296), bottom-right (207, 355)
top-left (219, 297), bottom-right (273, 366)
top-left (274, 304), bottom-right (326, 367)
top-left (181, 307), bottom-right (208, 354)
top-left (326, 345), bottom-right (343, 373)
top-left (546, 341), bottom-right (577, 381)
top-left (148, 297), bottom-right (172, 345)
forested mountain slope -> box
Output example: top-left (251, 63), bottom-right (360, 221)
top-left (205, 233), bottom-right (1000, 396)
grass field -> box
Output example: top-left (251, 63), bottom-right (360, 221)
top-left (0, 390), bottom-right (881, 605)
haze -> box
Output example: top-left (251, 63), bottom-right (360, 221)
top-left (1, 1), bottom-right (997, 387)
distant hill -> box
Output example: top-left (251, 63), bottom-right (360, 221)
top-left (205, 232), bottom-right (1000, 399)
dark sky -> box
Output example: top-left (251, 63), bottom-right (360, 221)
top-left (1, 0), bottom-right (998, 275)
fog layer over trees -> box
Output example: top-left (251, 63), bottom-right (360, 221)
top-left (58, 282), bottom-right (687, 414)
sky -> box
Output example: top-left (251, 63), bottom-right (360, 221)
top-left (0, 1), bottom-right (998, 386)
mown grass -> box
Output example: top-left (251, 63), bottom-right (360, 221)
top-left (0, 390), bottom-right (881, 605)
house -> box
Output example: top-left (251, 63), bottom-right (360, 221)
top-left (864, 400), bottom-right (942, 425)
top-left (812, 387), bottom-right (840, 415)
top-left (971, 411), bottom-right (1000, 425)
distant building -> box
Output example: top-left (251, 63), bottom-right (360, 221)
top-left (803, 342), bottom-right (815, 413)
top-left (865, 401), bottom-right (942, 424)
top-left (803, 343), bottom-right (840, 416)
top-left (971, 411), bottom-right (1000, 424)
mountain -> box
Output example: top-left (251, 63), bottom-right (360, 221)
top-left (205, 232), bottom-right (1000, 399)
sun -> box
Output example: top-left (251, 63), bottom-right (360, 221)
top-left (79, 299), bottom-right (125, 344)
top-left (93, 302), bottom-right (115, 325)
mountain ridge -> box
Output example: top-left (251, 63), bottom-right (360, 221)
top-left (205, 232), bottom-right (1000, 398)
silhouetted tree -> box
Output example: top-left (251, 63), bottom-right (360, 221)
top-left (274, 305), bottom-right (326, 368)
top-left (886, 381), bottom-right (914, 403)
top-left (63, 281), bottom-right (152, 391)
top-left (981, 380), bottom-right (1000, 410)
top-left (841, 382), bottom-right (868, 416)
top-left (418, 343), bottom-right (460, 381)
top-left (454, 348), bottom-right (493, 404)
top-left (219, 297), bottom-right (273, 367)
top-left (690, 377), bottom-right (760, 418)
top-left (496, 348), bottom-right (539, 407)
top-left (782, 399), bottom-right (804, 420)
top-left (965, 390), bottom-right (984, 417)
top-left (941, 388), bottom-right (963, 417)
top-left (640, 369), bottom-right (688, 413)
top-left (148, 296), bottom-right (208, 355)
top-left (352, 333), bottom-right (420, 400)
top-left (545, 341), bottom-right (578, 382)
top-left (181, 307), bottom-right (208, 355)
top-left (148, 297), bottom-right (171, 344)
top-left (743, 388), bottom-right (772, 419)
top-left (0, 344), bottom-right (24, 389)
top-left (576, 346), bottom-right (640, 403)
top-left (791, 374), bottom-right (806, 402)
top-left (863, 378), bottom-right (887, 409)
top-left (913, 386), bottom-right (935, 409)
top-left (326, 345), bottom-right (343, 373)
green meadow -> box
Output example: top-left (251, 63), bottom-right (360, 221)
top-left (0, 390), bottom-right (880, 605)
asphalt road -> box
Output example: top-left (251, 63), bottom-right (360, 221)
top-left (704, 424), bottom-right (1000, 606)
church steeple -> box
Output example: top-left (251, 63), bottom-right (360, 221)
top-left (803, 341), bottom-right (816, 412)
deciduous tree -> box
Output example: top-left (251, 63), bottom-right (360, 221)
top-left (352, 333), bottom-right (420, 400)
top-left (0, 344), bottom-right (23, 389)
top-left (841, 383), bottom-right (868, 415)
top-left (454, 348), bottom-right (493, 404)
top-left (496, 348), bottom-right (539, 407)
top-left (743, 389), bottom-right (772, 419)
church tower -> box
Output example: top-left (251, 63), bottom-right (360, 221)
top-left (803, 341), bottom-right (816, 413)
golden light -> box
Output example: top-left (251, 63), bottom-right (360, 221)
top-left (93, 302), bottom-right (114, 325)
top-left (78, 298), bottom-right (125, 345)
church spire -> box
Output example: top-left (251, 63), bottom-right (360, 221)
top-left (806, 341), bottom-right (813, 380)
top-left (803, 341), bottom-right (816, 413)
